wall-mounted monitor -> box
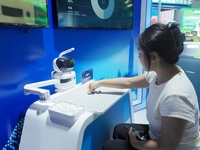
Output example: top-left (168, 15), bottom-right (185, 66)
top-left (0, 0), bottom-right (49, 28)
top-left (152, 0), bottom-right (192, 5)
top-left (55, 0), bottom-right (133, 30)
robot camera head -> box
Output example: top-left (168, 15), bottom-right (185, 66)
top-left (53, 57), bottom-right (75, 72)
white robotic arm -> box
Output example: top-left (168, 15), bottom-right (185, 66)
top-left (24, 79), bottom-right (60, 101)
top-left (24, 48), bottom-right (76, 101)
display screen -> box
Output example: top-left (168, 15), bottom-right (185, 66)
top-left (0, 0), bottom-right (49, 27)
top-left (152, 0), bottom-right (192, 5)
top-left (56, 0), bottom-right (133, 30)
top-left (181, 8), bottom-right (200, 42)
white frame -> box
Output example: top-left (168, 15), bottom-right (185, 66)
top-left (132, 0), bottom-right (148, 106)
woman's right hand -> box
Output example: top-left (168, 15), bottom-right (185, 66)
top-left (87, 81), bottom-right (100, 94)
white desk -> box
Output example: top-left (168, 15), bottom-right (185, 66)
top-left (19, 83), bottom-right (133, 150)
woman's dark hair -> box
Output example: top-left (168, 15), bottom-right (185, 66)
top-left (137, 23), bottom-right (185, 71)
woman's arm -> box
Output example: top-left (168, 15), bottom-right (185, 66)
top-left (129, 116), bottom-right (188, 150)
top-left (87, 74), bottom-right (149, 93)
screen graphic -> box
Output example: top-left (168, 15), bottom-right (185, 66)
top-left (56, 0), bottom-right (133, 29)
top-left (91, 0), bottom-right (114, 19)
top-left (0, 0), bottom-right (48, 27)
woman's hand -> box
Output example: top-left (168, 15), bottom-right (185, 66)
top-left (128, 127), bottom-right (138, 147)
top-left (87, 81), bottom-right (100, 94)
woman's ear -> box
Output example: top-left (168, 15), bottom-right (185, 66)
top-left (151, 52), bottom-right (158, 62)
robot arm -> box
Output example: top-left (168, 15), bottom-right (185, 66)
top-left (24, 79), bottom-right (60, 101)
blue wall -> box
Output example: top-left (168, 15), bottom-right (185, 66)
top-left (0, 0), bottom-right (142, 149)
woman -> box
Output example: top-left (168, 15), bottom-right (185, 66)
top-left (87, 23), bottom-right (200, 150)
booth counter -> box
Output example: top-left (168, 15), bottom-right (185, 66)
top-left (19, 83), bottom-right (133, 150)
